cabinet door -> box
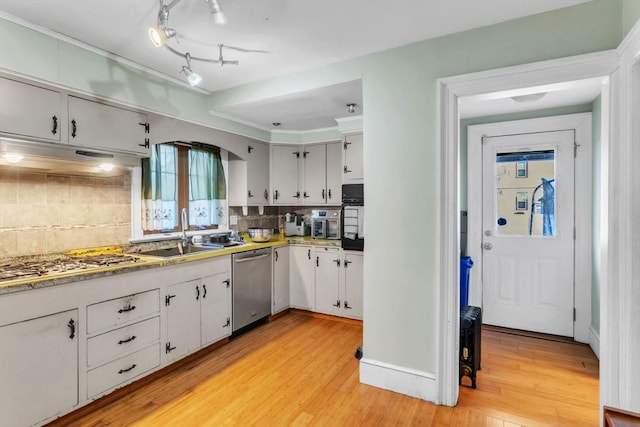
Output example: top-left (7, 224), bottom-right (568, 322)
top-left (273, 246), bottom-right (290, 314)
top-left (343, 133), bottom-right (364, 184)
top-left (200, 272), bottom-right (232, 346)
top-left (326, 141), bottom-right (343, 204)
top-left (247, 140), bottom-right (270, 204)
top-left (315, 248), bottom-right (342, 316)
top-left (0, 77), bottom-right (61, 141)
top-left (271, 144), bottom-right (300, 205)
top-left (0, 309), bottom-right (78, 427)
top-left (68, 96), bottom-right (149, 155)
top-left (289, 246), bottom-right (315, 309)
top-left (302, 144), bottom-right (326, 205)
top-left (343, 252), bottom-right (364, 319)
top-left (166, 280), bottom-right (200, 361)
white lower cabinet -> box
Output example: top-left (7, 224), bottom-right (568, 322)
top-left (87, 343), bottom-right (160, 398)
top-left (166, 273), bottom-right (231, 362)
top-left (85, 289), bottom-right (161, 399)
top-left (314, 247), bottom-right (343, 316)
top-left (273, 246), bottom-right (290, 314)
top-left (289, 245), bottom-right (315, 310)
top-left (0, 309), bottom-right (79, 427)
top-left (341, 252), bottom-right (364, 319)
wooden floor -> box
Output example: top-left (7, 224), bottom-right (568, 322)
top-left (48, 311), bottom-right (599, 426)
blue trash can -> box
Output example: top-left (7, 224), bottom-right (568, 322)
top-left (460, 256), bottom-right (473, 309)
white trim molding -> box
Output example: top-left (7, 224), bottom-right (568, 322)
top-left (359, 359), bottom-right (437, 402)
top-left (436, 50), bottom-right (618, 407)
top-left (589, 326), bottom-right (600, 360)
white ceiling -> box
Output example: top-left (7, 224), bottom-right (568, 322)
top-left (0, 0), bottom-right (592, 132)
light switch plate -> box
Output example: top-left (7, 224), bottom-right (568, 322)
top-left (229, 215), bottom-right (238, 226)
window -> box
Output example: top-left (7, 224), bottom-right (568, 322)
top-left (141, 142), bottom-right (227, 233)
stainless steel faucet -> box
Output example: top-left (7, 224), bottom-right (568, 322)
top-left (180, 208), bottom-right (189, 250)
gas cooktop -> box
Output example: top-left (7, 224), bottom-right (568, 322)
top-left (0, 254), bottom-right (140, 284)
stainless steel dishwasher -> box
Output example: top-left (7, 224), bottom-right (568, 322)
top-left (232, 248), bottom-right (272, 333)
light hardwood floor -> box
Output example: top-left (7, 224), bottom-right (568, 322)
top-left (48, 311), bottom-right (599, 426)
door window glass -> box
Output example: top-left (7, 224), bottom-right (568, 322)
top-left (494, 150), bottom-right (555, 237)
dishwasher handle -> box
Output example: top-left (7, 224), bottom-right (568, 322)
top-left (234, 253), bottom-right (271, 263)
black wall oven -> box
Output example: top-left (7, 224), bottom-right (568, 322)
top-left (341, 184), bottom-right (364, 251)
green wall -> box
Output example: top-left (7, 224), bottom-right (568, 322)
top-left (0, 0), bottom-right (627, 381)
top-left (624, 0), bottom-right (640, 36)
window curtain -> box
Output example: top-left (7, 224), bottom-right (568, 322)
top-left (141, 144), bottom-right (178, 231)
top-left (189, 148), bottom-right (227, 228)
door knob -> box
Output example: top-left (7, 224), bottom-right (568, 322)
top-left (483, 242), bottom-right (493, 250)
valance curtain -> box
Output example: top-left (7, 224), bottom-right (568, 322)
top-left (141, 144), bottom-right (178, 231)
top-left (189, 147), bottom-right (227, 228)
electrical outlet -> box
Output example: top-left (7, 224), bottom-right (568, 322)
top-left (229, 215), bottom-right (238, 226)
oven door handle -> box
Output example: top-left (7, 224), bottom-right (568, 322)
top-left (234, 253), bottom-right (270, 263)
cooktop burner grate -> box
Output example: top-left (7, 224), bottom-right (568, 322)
top-left (0, 254), bottom-right (140, 284)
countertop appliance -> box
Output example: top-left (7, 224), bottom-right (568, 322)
top-left (341, 184), bottom-right (364, 251)
top-left (232, 248), bottom-right (272, 333)
top-left (284, 213), bottom-right (310, 237)
top-left (311, 209), bottom-right (341, 239)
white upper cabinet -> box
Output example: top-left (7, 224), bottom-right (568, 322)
top-left (0, 77), bottom-right (62, 141)
top-left (342, 133), bottom-right (364, 184)
top-left (272, 142), bottom-right (342, 206)
top-left (326, 141), bottom-right (343, 203)
top-left (246, 140), bottom-right (270, 204)
top-left (302, 144), bottom-right (326, 204)
top-left (68, 96), bottom-right (150, 155)
top-left (271, 144), bottom-right (301, 205)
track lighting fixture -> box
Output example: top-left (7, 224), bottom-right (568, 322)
top-left (347, 103), bottom-right (357, 113)
top-left (148, 0), bottom-right (268, 87)
top-left (181, 53), bottom-right (203, 87)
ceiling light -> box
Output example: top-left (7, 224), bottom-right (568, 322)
top-left (510, 93), bottom-right (547, 103)
top-left (206, 0), bottom-right (227, 24)
top-left (148, 27), bottom-right (176, 48)
top-left (99, 163), bottom-right (114, 172)
top-left (272, 122), bottom-right (281, 127)
top-left (181, 53), bottom-right (203, 86)
top-left (3, 153), bottom-right (24, 163)
top-left (347, 103), bottom-right (357, 113)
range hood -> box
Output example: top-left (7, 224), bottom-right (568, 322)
top-left (0, 137), bottom-right (144, 176)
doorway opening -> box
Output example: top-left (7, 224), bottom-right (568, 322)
top-left (436, 50), bottom-right (617, 406)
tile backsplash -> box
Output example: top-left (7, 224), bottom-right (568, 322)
top-left (0, 169), bottom-right (132, 258)
top-left (228, 206), bottom-right (317, 233)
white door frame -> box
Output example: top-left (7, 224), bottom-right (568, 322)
top-left (467, 114), bottom-right (592, 341)
top-left (436, 50), bottom-right (618, 406)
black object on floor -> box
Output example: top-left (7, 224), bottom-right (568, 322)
top-left (354, 345), bottom-right (363, 360)
top-left (459, 305), bottom-right (482, 388)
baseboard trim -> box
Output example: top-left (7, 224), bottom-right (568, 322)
top-left (359, 358), bottom-right (437, 403)
top-left (589, 326), bottom-right (600, 359)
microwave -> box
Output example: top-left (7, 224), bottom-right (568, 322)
top-left (311, 210), bottom-right (341, 239)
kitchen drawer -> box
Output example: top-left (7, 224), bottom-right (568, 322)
top-left (87, 289), bottom-right (160, 334)
top-left (87, 316), bottom-right (160, 368)
top-left (87, 343), bottom-right (160, 399)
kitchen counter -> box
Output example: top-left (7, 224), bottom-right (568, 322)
top-left (0, 235), bottom-right (340, 295)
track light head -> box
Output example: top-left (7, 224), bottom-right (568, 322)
top-left (148, 27), bottom-right (176, 47)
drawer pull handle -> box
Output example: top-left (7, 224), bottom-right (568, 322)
top-left (118, 305), bottom-right (136, 314)
top-left (52, 115), bottom-right (58, 135)
top-left (202, 284), bottom-right (207, 299)
top-left (118, 335), bottom-right (137, 345)
top-left (118, 364), bottom-right (137, 374)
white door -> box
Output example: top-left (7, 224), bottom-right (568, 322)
top-left (482, 130), bottom-right (575, 337)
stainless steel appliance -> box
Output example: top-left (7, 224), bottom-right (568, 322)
top-left (311, 209), bottom-right (341, 239)
top-left (284, 213), bottom-right (310, 237)
top-left (341, 184), bottom-right (364, 251)
top-left (232, 248), bottom-right (272, 333)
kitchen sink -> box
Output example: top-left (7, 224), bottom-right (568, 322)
top-left (137, 244), bottom-right (220, 258)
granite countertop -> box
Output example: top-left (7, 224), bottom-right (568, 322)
top-left (0, 235), bottom-right (340, 295)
